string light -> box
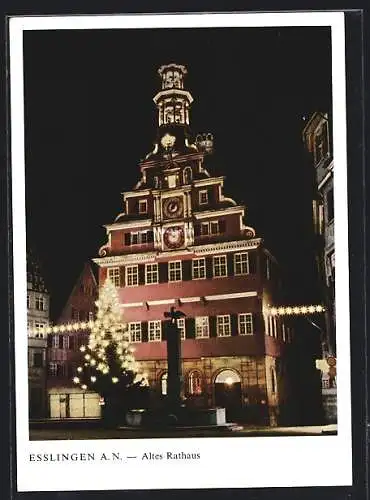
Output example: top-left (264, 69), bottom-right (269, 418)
top-left (268, 304), bottom-right (325, 316)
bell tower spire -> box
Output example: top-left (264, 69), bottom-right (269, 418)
top-left (153, 64), bottom-right (194, 127)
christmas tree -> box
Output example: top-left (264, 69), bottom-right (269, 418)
top-left (73, 278), bottom-right (148, 423)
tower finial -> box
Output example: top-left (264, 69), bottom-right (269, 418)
top-left (153, 64), bottom-right (193, 127)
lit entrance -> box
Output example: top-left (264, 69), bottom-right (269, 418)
top-left (214, 369), bottom-right (242, 421)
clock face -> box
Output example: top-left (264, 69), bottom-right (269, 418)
top-left (163, 226), bottom-right (184, 249)
top-left (162, 196), bottom-right (183, 219)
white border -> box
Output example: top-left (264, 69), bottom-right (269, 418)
top-left (10, 12), bottom-right (352, 492)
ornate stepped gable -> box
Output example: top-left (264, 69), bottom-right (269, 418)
top-left (97, 63), bottom-right (256, 259)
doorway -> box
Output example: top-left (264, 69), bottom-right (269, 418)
top-left (214, 369), bottom-right (242, 421)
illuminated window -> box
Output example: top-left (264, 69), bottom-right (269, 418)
top-left (282, 323), bottom-right (286, 342)
top-left (161, 372), bottom-right (168, 395)
top-left (126, 265), bottom-right (138, 287)
top-left (108, 267), bottom-right (120, 287)
top-left (192, 258), bottom-right (206, 279)
top-left (177, 318), bottom-right (186, 340)
top-left (145, 264), bottom-right (159, 285)
top-left (34, 322), bottom-right (46, 338)
top-left (213, 255), bottom-right (227, 277)
top-left (199, 190), bottom-right (208, 205)
top-left (217, 315), bottom-right (231, 337)
top-left (234, 253), bottom-right (249, 275)
top-left (129, 322), bottom-right (142, 343)
top-left (168, 261), bottom-right (182, 282)
top-left (148, 320), bottom-right (161, 342)
top-left (273, 317), bottom-right (278, 338)
top-left (238, 313), bottom-right (253, 335)
top-left (189, 371), bottom-right (202, 395)
top-left (195, 316), bottom-right (209, 338)
top-left (35, 296), bottom-right (45, 311)
top-left (139, 200), bottom-right (148, 214)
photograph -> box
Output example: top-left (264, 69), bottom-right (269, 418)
top-left (10, 12), bottom-right (352, 491)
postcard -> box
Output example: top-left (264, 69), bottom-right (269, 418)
top-left (9, 11), bottom-right (352, 492)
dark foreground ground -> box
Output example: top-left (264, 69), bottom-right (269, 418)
top-left (29, 420), bottom-right (337, 440)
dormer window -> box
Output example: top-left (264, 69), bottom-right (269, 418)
top-left (139, 200), bottom-right (147, 214)
top-left (199, 190), bottom-right (208, 205)
top-left (167, 175), bottom-right (177, 188)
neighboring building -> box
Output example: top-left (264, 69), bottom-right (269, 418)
top-left (46, 263), bottom-right (100, 418)
top-left (27, 252), bottom-right (50, 419)
top-left (302, 112), bottom-right (336, 422)
top-left (89, 64), bottom-right (296, 426)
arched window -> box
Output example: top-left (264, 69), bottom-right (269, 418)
top-left (160, 372), bottom-right (168, 395)
top-left (215, 369), bottom-right (241, 386)
top-left (188, 370), bottom-right (202, 395)
top-left (183, 167), bottom-right (192, 185)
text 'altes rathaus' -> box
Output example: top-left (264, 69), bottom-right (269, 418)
top-left (91, 63), bottom-right (294, 426)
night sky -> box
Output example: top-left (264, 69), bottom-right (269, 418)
top-left (23, 26), bottom-right (332, 320)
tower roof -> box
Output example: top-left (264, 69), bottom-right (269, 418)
top-left (27, 250), bottom-right (48, 292)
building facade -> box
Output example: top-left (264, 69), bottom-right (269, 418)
top-left (47, 263), bottom-right (101, 418)
top-left (27, 253), bottom-right (50, 418)
top-left (302, 112), bottom-right (336, 422)
top-left (90, 64), bottom-right (295, 425)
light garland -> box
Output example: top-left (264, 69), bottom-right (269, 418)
top-left (267, 304), bottom-right (325, 316)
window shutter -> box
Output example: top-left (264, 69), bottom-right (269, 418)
top-left (206, 257), bottom-right (213, 279)
top-left (231, 314), bottom-right (238, 336)
top-left (69, 336), bottom-right (75, 350)
top-left (59, 335), bottom-right (63, 349)
top-left (249, 251), bottom-right (257, 273)
top-left (209, 316), bottom-right (217, 338)
top-left (186, 318), bottom-right (195, 339)
top-left (138, 265), bottom-right (145, 285)
top-left (147, 230), bottom-right (154, 243)
top-left (253, 313), bottom-right (261, 334)
top-left (182, 260), bottom-right (192, 281)
top-left (162, 321), bottom-right (168, 341)
top-left (194, 223), bottom-right (201, 236)
top-left (227, 254), bottom-right (234, 276)
top-left (124, 233), bottom-right (131, 246)
top-left (159, 263), bottom-right (168, 283)
top-left (219, 219), bottom-right (226, 233)
top-left (133, 199), bottom-right (139, 214)
top-left (141, 322), bottom-right (148, 343)
top-left (120, 267), bottom-right (125, 287)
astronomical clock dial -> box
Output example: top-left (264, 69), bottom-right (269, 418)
top-left (163, 226), bottom-right (185, 249)
top-left (162, 196), bottom-right (184, 219)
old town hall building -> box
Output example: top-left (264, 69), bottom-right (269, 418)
top-left (88, 64), bottom-right (294, 425)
